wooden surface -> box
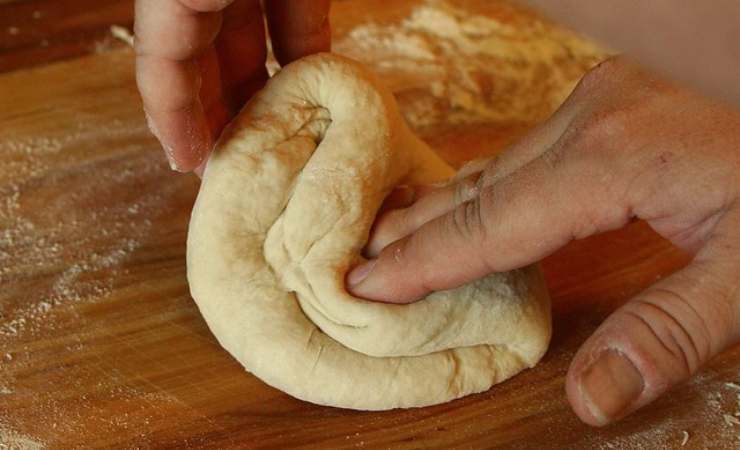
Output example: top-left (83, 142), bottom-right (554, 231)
top-left (0, 0), bottom-right (134, 73)
top-left (1, 1), bottom-right (739, 449)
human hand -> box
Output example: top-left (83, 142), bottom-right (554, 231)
top-left (135, 0), bottom-right (331, 173)
top-left (347, 57), bottom-right (740, 426)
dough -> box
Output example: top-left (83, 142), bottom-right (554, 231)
top-left (187, 53), bottom-right (551, 410)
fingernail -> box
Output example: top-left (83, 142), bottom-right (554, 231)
top-left (144, 111), bottom-right (183, 172)
top-left (580, 350), bottom-right (644, 425)
top-left (347, 259), bottom-right (377, 287)
top-left (144, 111), bottom-right (158, 137)
top-left (162, 144), bottom-right (182, 172)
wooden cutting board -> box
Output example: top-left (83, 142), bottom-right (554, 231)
top-left (1, 1), bottom-right (738, 448)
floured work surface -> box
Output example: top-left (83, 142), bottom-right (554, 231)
top-left (1, 0), bottom-right (739, 448)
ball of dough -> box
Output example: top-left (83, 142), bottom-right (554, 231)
top-left (187, 53), bottom-right (551, 410)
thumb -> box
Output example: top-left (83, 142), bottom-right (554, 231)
top-left (566, 214), bottom-right (740, 426)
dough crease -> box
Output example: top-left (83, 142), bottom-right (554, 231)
top-left (187, 53), bottom-right (551, 410)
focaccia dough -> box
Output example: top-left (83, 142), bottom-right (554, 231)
top-left (187, 53), bottom-right (551, 410)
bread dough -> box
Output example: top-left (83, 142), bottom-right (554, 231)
top-left (187, 53), bottom-right (551, 410)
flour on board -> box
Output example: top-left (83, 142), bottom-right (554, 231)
top-left (335, 0), bottom-right (606, 129)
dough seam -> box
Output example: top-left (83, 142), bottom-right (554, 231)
top-left (187, 54), bottom-right (551, 410)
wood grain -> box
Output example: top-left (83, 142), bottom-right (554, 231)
top-left (1, 1), bottom-right (739, 449)
top-left (0, 0), bottom-right (134, 73)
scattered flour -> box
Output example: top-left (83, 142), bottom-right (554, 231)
top-left (0, 428), bottom-right (44, 450)
top-left (723, 414), bottom-right (740, 427)
top-left (335, 0), bottom-right (606, 129)
top-left (0, 106), bottom-right (174, 446)
top-left (680, 430), bottom-right (689, 446)
top-left (0, 1), bottom-right (736, 448)
top-left (94, 25), bottom-right (136, 54)
top-left (109, 25), bottom-right (134, 47)
top-left (0, 119), bottom-right (160, 338)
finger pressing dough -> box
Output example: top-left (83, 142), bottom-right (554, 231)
top-left (187, 53), bottom-right (551, 410)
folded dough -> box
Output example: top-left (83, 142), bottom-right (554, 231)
top-left (187, 53), bottom-right (551, 410)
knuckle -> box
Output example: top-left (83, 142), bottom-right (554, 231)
top-left (538, 141), bottom-right (627, 240)
top-left (473, 158), bottom-right (500, 187)
top-left (447, 196), bottom-right (487, 245)
top-left (571, 107), bottom-right (630, 152)
top-left (135, 10), bottom-right (222, 60)
top-left (624, 289), bottom-right (714, 378)
top-left (683, 260), bottom-right (739, 343)
top-left (453, 176), bottom-right (480, 206)
top-left (567, 177), bottom-right (630, 239)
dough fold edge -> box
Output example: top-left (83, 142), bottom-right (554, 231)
top-left (187, 53), bottom-right (551, 410)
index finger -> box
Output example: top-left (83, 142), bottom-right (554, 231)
top-left (347, 142), bottom-right (631, 303)
top-left (134, 0), bottom-right (232, 171)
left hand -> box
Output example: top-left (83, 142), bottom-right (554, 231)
top-left (346, 57), bottom-right (740, 426)
top-left (134, 0), bottom-right (331, 173)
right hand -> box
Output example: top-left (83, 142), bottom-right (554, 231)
top-left (348, 57), bottom-right (740, 426)
top-left (134, 0), bottom-right (331, 173)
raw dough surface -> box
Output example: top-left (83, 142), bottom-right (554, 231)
top-left (187, 53), bottom-right (551, 410)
